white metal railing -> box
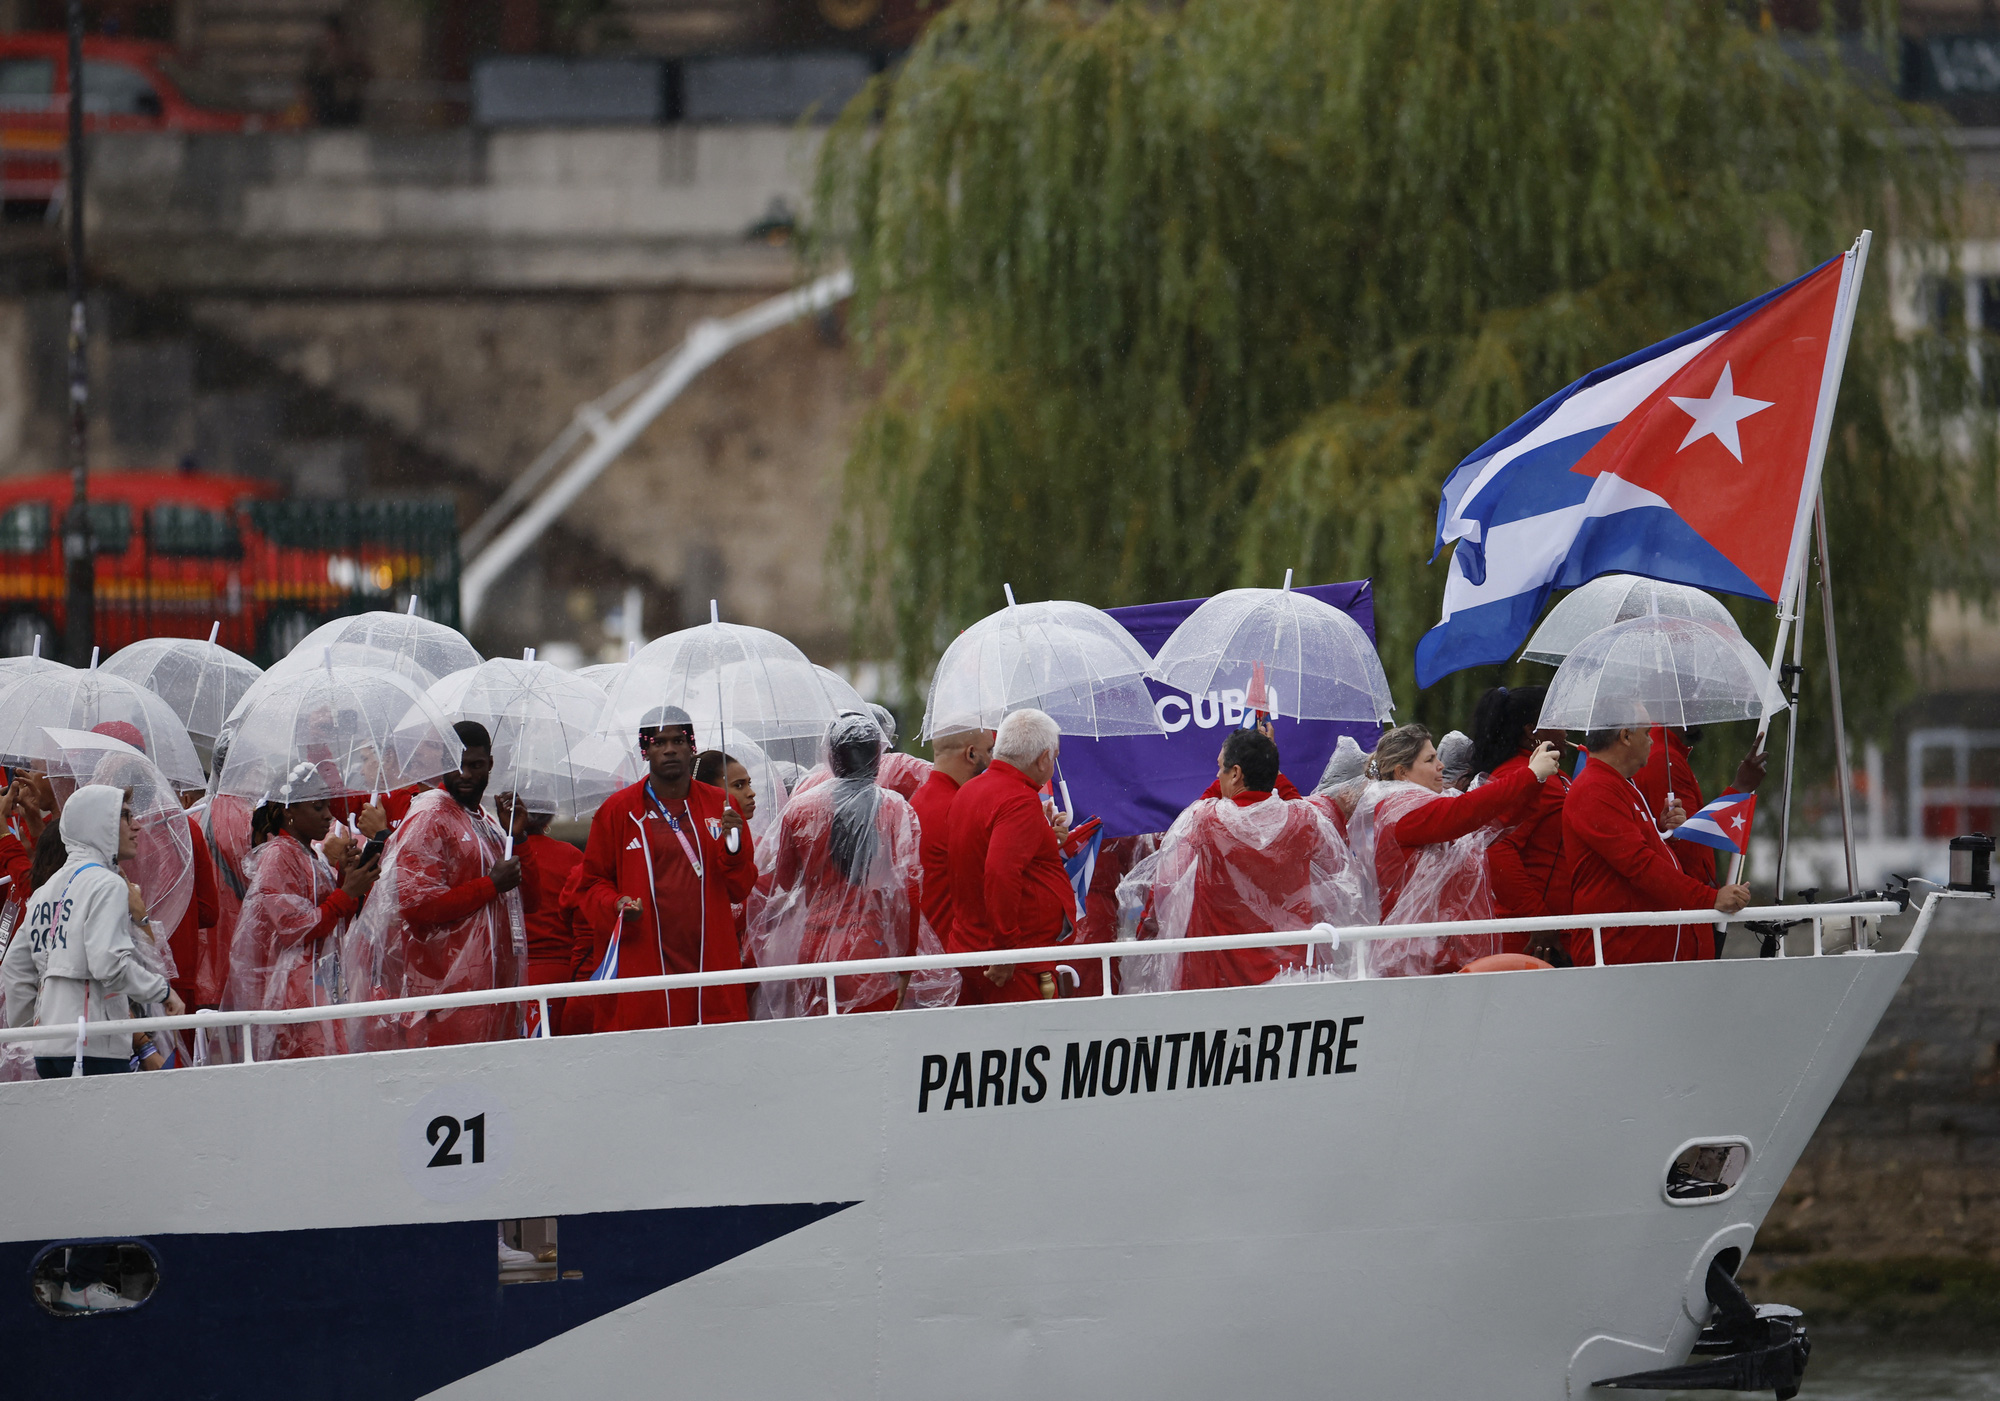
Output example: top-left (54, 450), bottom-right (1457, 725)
top-left (0, 898), bottom-right (1943, 1068)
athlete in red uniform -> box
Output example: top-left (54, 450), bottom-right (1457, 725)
top-left (908, 727), bottom-right (992, 946)
top-left (1469, 686), bottom-right (1574, 955)
top-left (1145, 729), bottom-right (1359, 991)
top-left (1564, 725), bottom-right (1752, 965)
top-left (1634, 727), bottom-right (1768, 887)
top-left (946, 709), bottom-right (1072, 1003)
top-left (1349, 724), bottom-right (1556, 975)
top-left (573, 706), bottom-right (755, 1030)
top-left (342, 723), bottom-right (525, 1050)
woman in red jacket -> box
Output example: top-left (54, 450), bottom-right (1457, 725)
top-left (1469, 686), bottom-right (1573, 956)
top-left (1350, 724), bottom-right (1559, 976)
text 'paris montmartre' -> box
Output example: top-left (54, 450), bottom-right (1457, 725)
top-left (917, 1018), bottom-right (1363, 1114)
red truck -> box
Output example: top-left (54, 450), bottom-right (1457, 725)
top-left (0, 471), bottom-right (460, 663)
top-left (0, 34), bottom-right (285, 204)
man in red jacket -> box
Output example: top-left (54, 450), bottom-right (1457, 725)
top-left (573, 705), bottom-right (755, 1030)
top-left (1564, 725), bottom-right (1751, 966)
top-left (500, 796), bottom-right (583, 1034)
top-left (909, 727), bottom-right (992, 945)
top-left (946, 708), bottom-right (1072, 1003)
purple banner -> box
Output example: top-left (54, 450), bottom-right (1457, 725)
top-left (1057, 581), bottom-right (1382, 839)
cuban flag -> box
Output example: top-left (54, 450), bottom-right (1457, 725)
top-left (590, 929), bottom-right (620, 983)
top-left (1415, 235), bottom-right (1870, 687)
top-left (1062, 817), bottom-right (1105, 923)
top-left (1671, 791), bottom-right (1759, 855)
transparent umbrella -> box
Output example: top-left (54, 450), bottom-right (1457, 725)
top-left (1521, 574), bottom-right (1741, 667)
top-left (598, 610), bottom-right (848, 754)
top-left (101, 630), bottom-right (264, 745)
top-left (1148, 573), bottom-right (1394, 724)
top-left (921, 590), bottom-right (1162, 741)
top-left (426, 658), bottom-right (623, 819)
top-left (38, 729), bottom-right (195, 939)
top-left (573, 662), bottom-right (626, 693)
top-left (269, 610), bottom-right (481, 687)
top-left (0, 668), bottom-right (206, 790)
top-left (214, 664), bottom-right (463, 803)
top-left (1536, 615), bottom-right (1786, 732)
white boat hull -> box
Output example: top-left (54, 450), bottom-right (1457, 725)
top-left (0, 949), bottom-right (1914, 1399)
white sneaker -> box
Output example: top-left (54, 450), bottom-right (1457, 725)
top-left (59, 1282), bottom-right (134, 1312)
top-left (498, 1240), bottom-right (539, 1270)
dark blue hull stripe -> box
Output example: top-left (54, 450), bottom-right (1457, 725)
top-left (4, 1201), bottom-right (856, 1398)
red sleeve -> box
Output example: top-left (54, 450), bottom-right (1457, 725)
top-left (721, 821), bottom-right (757, 904)
top-left (1395, 764), bottom-right (1540, 846)
top-left (574, 799), bottom-right (629, 932)
top-left (402, 876), bottom-right (498, 929)
top-left (984, 797), bottom-right (1067, 952)
top-left (1275, 772), bottom-right (1301, 801)
top-left (0, 830), bottom-right (29, 892)
top-left (1569, 778), bottom-right (1720, 911)
top-left (311, 888), bottom-right (361, 943)
top-left (187, 819), bottom-right (220, 927)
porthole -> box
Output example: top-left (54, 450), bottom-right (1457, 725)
top-left (1663, 1138), bottom-right (1751, 1205)
top-left (30, 1240), bottom-right (159, 1316)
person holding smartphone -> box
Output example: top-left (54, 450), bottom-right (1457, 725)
top-left (225, 779), bottom-right (380, 1060)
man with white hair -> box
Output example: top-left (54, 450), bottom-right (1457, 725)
top-left (945, 708), bottom-right (1072, 1002)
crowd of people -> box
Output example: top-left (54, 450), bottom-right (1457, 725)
top-left (0, 683), bottom-right (1767, 1085)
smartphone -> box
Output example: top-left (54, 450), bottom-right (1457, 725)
top-left (359, 831), bottom-right (389, 866)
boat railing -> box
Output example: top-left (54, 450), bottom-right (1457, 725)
top-left (0, 895), bottom-right (1948, 1067)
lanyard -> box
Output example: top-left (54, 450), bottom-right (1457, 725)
top-left (643, 781), bottom-right (703, 878)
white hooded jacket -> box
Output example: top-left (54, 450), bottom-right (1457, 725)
top-left (0, 784), bottom-right (170, 1059)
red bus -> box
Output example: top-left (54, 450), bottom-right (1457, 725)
top-left (0, 472), bottom-right (461, 663)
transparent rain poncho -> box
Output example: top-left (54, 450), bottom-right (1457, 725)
top-left (1537, 615), bottom-right (1786, 732)
top-left (214, 664), bottom-right (462, 804)
top-left (745, 713), bottom-right (953, 1017)
top-left (1148, 582), bottom-right (1394, 724)
top-left (1123, 793), bottom-right (1362, 995)
top-left (82, 746), bottom-right (197, 945)
top-left (920, 595), bottom-right (1161, 741)
top-left (225, 826), bottom-right (353, 1061)
top-left (1346, 780), bottom-right (1508, 977)
top-left (1520, 574), bottom-right (1741, 666)
top-left (0, 669), bottom-right (206, 791)
top-left (341, 788), bottom-right (525, 1051)
top-left (1437, 730), bottom-right (1475, 792)
top-left (788, 710), bottom-right (933, 806)
top-left (100, 636), bottom-right (263, 749)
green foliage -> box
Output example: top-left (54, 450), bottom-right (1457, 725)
top-left (1771, 1256), bottom-right (2000, 1336)
top-left (815, 0), bottom-right (1985, 780)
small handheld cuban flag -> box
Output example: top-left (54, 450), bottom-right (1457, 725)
top-left (1061, 817), bottom-right (1105, 923)
top-left (1671, 791), bottom-right (1759, 854)
top-left (590, 928), bottom-right (621, 983)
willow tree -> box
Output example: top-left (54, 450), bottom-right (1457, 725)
top-left (815, 0), bottom-right (1987, 785)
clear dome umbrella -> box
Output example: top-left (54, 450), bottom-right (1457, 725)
top-left (1147, 572), bottom-right (1394, 724)
top-left (1521, 574), bottom-right (1741, 667)
top-left (597, 606), bottom-right (849, 754)
top-left (690, 723), bottom-right (788, 843)
top-left (0, 667), bottom-right (206, 791)
top-left (269, 609), bottom-right (481, 687)
top-left (213, 663), bottom-right (463, 804)
top-left (425, 657), bottom-right (623, 820)
top-left (1536, 615), bottom-right (1786, 733)
top-left (37, 729), bottom-right (196, 938)
top-left (573, 662), bottom-right (626, 693)
top-left (920, 589), bottom-right (1162, 741)
top-left (101, 628), bottom-right (264, 746)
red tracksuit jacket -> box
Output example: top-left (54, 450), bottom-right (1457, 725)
top-left (1485, 752), bottom-right (1573, 938)
top-left (1564, 755), bottom-right (1723, 965)
top-left (945, 760), bottom-right (1072, 1002)
top-left (909, 768), bottom-right (960, 945)
top-left (575, 777), bottom-right (756, 1030)
top-left (1636, 728), bottom-right (1740, 887)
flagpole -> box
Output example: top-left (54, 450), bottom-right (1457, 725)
top-left (1772, 576), bottom-right (1807, 901)
top-left (1814, 493), bottom-right (1859, 896)
top-left (1727, 230), bottom-right (1872, 890)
